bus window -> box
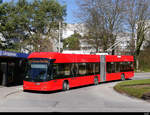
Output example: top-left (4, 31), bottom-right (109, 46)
top-left (79, 63), bottom-right (86, 76)
top-left (116, 62), bottom-right (120, 72)
top-left (53, 64), bottom-right (65, 78)
top-left (95, 63), bottom-right (100, 74)
top-left (120, 62), bottom-right (124, 72)
top-left (107, 62), bottom-right (118, 73)
top-left (111, 62), bottom-right (115, 73)
top-left (107, 62), bottom-right (111, 73)
top-left (52, 63), bottom-right (72, 79)
top-left (25, 63), bottom-right (48, 82)
top-left (71, 64), bottom-right (79, 77)
top-left (52, 64), bottom-right (58, 79)
top-left (130, 62), bottom-right (134, 71)
top-left (64, 65), bottom-right (70, 76)
top-left (87, 63), bottom-right (94, 75)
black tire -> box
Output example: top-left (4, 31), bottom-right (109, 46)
top-left (63, 81), bottom-right (69, 91)
top-left (94, 77), bottom-right (98, 85)
top-left (121, 74), bottom-right (125, 81)
top-left (23, 90), bottom-right (28, 92)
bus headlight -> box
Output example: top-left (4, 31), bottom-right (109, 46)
top-left (26, 76), bottom-right (29, 78)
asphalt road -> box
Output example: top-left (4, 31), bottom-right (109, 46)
top-left (0, 72), bottom-right (150, 112)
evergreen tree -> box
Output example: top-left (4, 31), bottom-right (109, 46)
top-left (63, 33), bottom-right (81, 50)
top-left (0, 0), bottom-right (66, 52)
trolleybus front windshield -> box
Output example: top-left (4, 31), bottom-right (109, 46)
top-left (25, 59), bottom-right (51, 82)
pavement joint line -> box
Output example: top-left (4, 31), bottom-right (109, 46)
top-left (4, 90), bottom-right (22, 98)
top-left (3, 87), bottom-right (23, 98)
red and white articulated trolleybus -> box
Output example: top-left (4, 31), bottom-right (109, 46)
top-left (23, 52), bottom-right (134, 91)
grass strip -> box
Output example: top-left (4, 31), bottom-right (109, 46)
top-left (114, 79), bottom-right (150, 99)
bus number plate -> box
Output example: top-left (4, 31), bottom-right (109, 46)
top-left (35, 83), bottom-right (40, 85)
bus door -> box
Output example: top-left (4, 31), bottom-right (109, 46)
top-left (100, 55), bottom-right (106, 82)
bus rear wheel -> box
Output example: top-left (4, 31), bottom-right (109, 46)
top-left (121, 74), bottom-right (125, 81)
top-left (63, 81), bottom-right (69, 91)
top-left (94, 77), bottom-right (98, 85)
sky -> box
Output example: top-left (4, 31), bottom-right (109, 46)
top-left (2, 0), bottom-right (81, 24)
top-left (58, 0), bottom-right (81, 24)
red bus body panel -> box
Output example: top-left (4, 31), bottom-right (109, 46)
top-left (105, 55), bottom-right (134, 62)
top-left (28, 52), bottom-right (100, 63)
top-left (105, 55), bottom-right (134, 81)
top-left (23, 74), bottom-right (100, 91)
top-left (24, 52), bottom-right (134, 91)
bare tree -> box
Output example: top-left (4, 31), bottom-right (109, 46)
top-left (125, 0), bottom-right (150, 71)
top-left (76, 0), bottom-right (125, 53)
top-left (124, 0), bottom-right (136, 54)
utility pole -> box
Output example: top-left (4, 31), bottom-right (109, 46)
top-left (58, 21), bottom-right (61, 53)
top-left (58, 21), bottom-right (64, 53)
